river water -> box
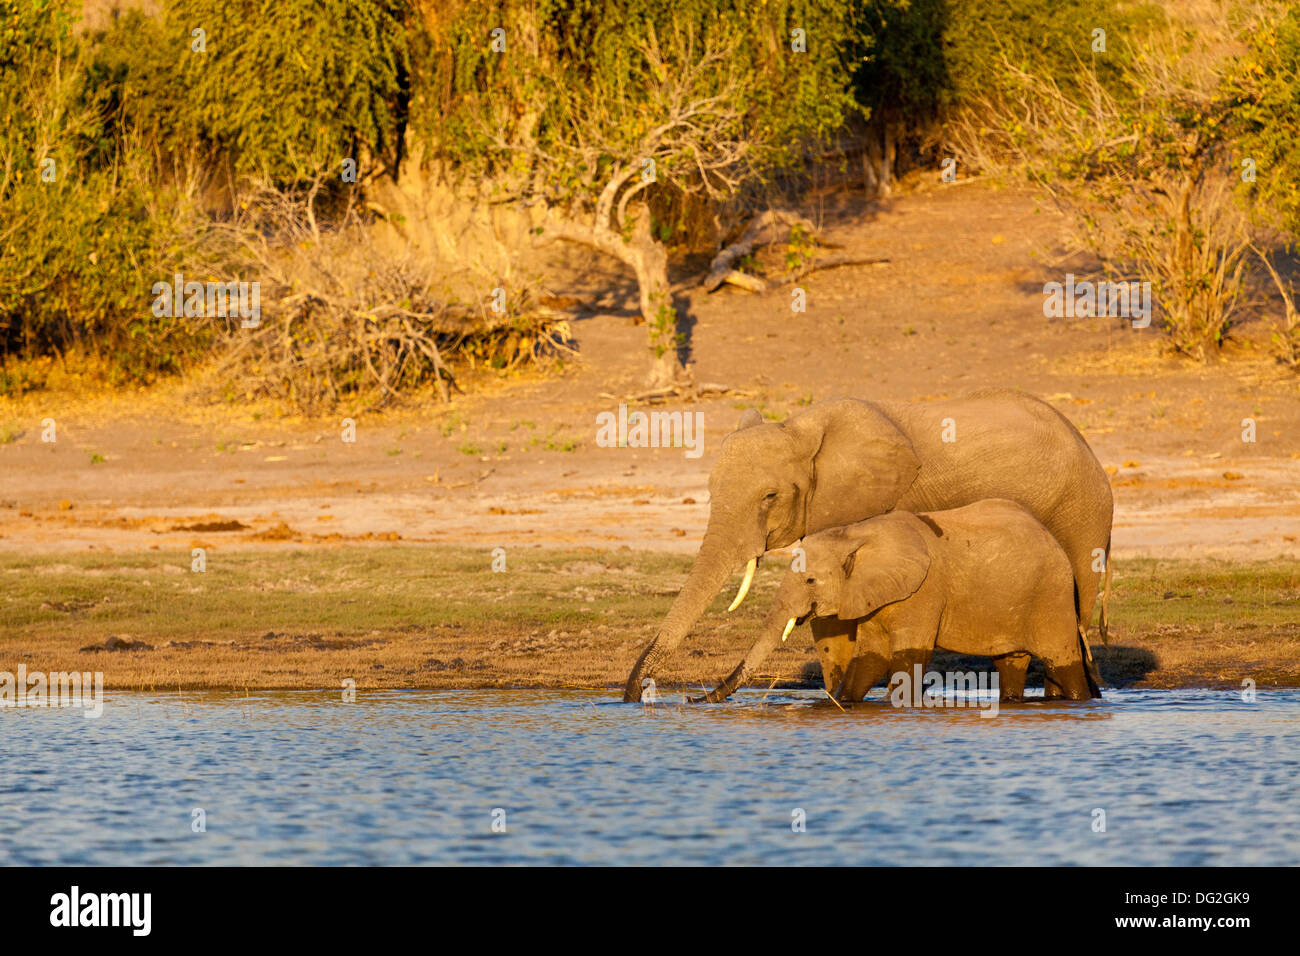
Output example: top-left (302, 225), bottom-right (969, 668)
top-left (2, 688), bottom-right (1296, 865)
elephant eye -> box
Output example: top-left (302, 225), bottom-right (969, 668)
top-left (806, 576), bottom-right (815, 584)
top-left (763, 491), bottom-right (778, 501)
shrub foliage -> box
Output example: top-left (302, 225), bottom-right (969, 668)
top-left (2, 0), bottom-right (1297, 401)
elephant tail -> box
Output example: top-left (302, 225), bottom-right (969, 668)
top-left (1099, 536), bottom-right (1113, 645)
top-left (1079, 625), bottom-right (1103, 699)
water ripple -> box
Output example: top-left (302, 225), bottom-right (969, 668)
top-left (0, 687), bottom-right (1295, 865)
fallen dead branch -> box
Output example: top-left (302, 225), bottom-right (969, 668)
top-left (444, 468), bottom-right (496, 489)
top-left (716, 270), bottom-right (769, 293)
top-left (600, 381), bottom-right (754, 404)
top-left (708, 254), bottom-right (890, 294)
top-left (781, 254), bottom-right (890, 285)
top-left (702, 209), bottom-right (819, 292)
top-left (209, 289), bottom-right (574, 413)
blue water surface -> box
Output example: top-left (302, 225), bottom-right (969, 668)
top-left (2, 687), bottom-right (1296, 865)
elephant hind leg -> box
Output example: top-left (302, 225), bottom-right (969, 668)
top-left (993, 652), bottom-right (1030, 701)
top-left (1043, 658), bottom-right (1093, 700)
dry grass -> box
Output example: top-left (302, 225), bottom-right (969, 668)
top-left (2, 547), bottom-right (1297, 692)
top-left (945, 1), bottom-right (1264, 360)
top-left (195, 179), bottom-right (576, 414)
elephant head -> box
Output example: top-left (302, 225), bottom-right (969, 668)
top-left (623, 399), bottom-right (922, 701)
top-left (695, 514), bottom-right (933, 703)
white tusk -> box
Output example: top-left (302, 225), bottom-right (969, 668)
top-left (781, 617), bottom-right (797, 642)
top-left (727, 557), bottom-right (757, 612)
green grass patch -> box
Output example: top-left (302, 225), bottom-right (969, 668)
top-left (3, 549), bottom-right (1295, 646)
top-left (1108, 558), bottom-right (1300, 629)
top-left (0, 546), bottom-right (786, 646)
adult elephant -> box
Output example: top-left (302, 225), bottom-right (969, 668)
top-left (622, 388), bottom-right (1113, 702)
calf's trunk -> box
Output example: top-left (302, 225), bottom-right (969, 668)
top-left (697, 604), bottom-right (798, 703)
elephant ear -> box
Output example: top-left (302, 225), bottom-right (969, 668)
top-left (837, 515), bottom-right (932, 619)
top-left (783, 399), bottom-right (921, 532)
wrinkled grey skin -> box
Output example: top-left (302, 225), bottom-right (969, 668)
top-left (623, 389), bottom-right (1112, 702)
top-left (695, 500), bottom-right (1101, 704)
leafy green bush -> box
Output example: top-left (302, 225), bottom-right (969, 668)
top-left (8, 0), bottom-right (1268, 394)
top-left (943, 0), bottom-right (1162, 107)
top-left (0, 0), bottom-right (207, 383)
top-left (420, 0), bottom-right (868, 197)
top-left (0, 0), bottom-right (418, 386)
top-left (1225, 2), bottom-right (1300, 365)
top-left (1226, 3), bottom-right (1300, 237)
top-left (80, 7), bottom-right (198, 175)
top-left (953, 11), bottom-right (1256, 360)
top-left (175, 0), bottom-right (412, 184)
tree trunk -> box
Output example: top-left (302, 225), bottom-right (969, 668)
top-left (626, 208), bottom-right (683, 387)
top-left (537, 206), bottom-right (685, 387)
top-left (865, 118), bottom-right (893, 198)
top-left (883, 122), bottom-right (896, 187)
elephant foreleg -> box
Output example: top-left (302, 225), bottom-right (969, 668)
top-left (993, 652), bottom-right (1030, 702)
top-left (884, 645), bottom-right (934, 707)
top-left (838, 655), bottom-right (891, 702)
top-left (811, 617), bottom-right (858, 696)
top-left (837, 621), bottom-right (889, 702)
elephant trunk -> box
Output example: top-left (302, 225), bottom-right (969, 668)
top-left (623, 528), bottom-right (750, 702)
top-left (698, 603), bottom-right (797, 703)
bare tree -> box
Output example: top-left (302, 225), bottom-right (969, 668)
top-left (490, 22), bottom-right (753, 388)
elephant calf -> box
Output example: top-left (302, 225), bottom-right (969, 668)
top-left (695, 499), bottom-right (1102, 704)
